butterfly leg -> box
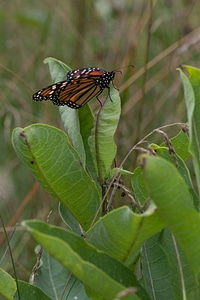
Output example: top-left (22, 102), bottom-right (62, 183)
top-left (111, 81), bottom-right (119, 92)
top-left (107, 86), bottom-right (113, 102)
top-left (96, 96), bottom-right (103, 107)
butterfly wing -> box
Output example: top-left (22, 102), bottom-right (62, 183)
top-left (33, 78), bottom-right (102, 109)
top-left (58, 78), bottom-right (102, 108)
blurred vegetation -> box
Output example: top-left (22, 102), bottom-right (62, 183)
top-left (1, 0), bottom-right (200, 282)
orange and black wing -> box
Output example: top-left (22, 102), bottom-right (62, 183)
top-left (32, 78), bottom-right (102, 109)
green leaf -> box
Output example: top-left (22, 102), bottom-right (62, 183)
top-left (159, 228), bottom-right (200, 299)
top-left (141, 155), bottom-right (200, 280)
top-left (87, 206), bottom-right (165, 266)
top-left (79, 104), bottom-right (98, 180)
top-left (142, 228), bottom-right (200, 299)
top-left (44, 57), bottom-right (71, 81)
top-left (142, 233), bottom-right (174, 300)
top-left (88, 86), bottom-right (121, 180)
top-left (0, 268), bottom-right (16, 299)
top-left (131, 167), bottom-right (149, 205)
top-left (60, 105), bottom-right (86, 165)
top-left (12, 124), bottom-right (101, 230)
top-left (152, 145), bottom-right (199, 210)
top-left (34, 249), bottom-right (90, 300)
top-left (23, 220), bottom-right (150, 300)
top-left (168, 130), bottom-right (190, 161)
top-left (132, 142), bottom-right (198, 210)
top-left (13, 280), bottom-right (51, 300)
top-left (178, 65), bottom-right (200, 194)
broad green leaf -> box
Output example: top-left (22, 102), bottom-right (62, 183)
top-left (166, 130), bottom-right (190, 161)
top-left (131, 167), bottom-right (149, 205)
top-left (12, 124), bottom-right (101, 230)
top-left (142, 233), bottom-right (174, 300)
top-left (152, 145), bottom-right (199, 210)
top-left (141, 155), bottom-right (200, 280)
top-left (163, 150), bottom-right (199, 210)
top-left (179, 65), bottom-right (200, 194)
top-left (59, 105), bottom-right (86, 165)
top-left (87, 206), bottom-right (165, 266)
top-left (159, 228), bottom-right (200, 299)
top-left (78, 104), bottom-right (99, 181)
top-left (88, 86), bottom-right (121, 180)
top-left (132, 145), bottom-right (198, 210)
top-left (131, 145), bottom-right (199, 210)
top-left (34, 249), bottom-right (90, 300)
top-left (142, 228), bottom-right (200, 299)
top-left (23, 220), bottom-right (150, 300)
top-left (132, 130), bottom-right (190, 207)
top-left (13, 280), bottom-right (51, 300)
top-left (0, 268), bottom-right (16, 299)
top-left (43, 57), bottom-right (86, 164)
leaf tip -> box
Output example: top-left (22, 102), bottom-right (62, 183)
top-left (43, 57), bottom-right (54, 64)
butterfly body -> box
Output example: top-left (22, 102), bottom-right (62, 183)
top-left (33, 67), bottom-right (115, 109)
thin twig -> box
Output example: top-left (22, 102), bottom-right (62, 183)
top-left (171, 233), bottom-right (186, 300)
top-left (155, 129), bottom-right (179, 167)
top-left (112, 182), bottom-right (144, 213)
top-left (30, 246), bottom-right (43, 285)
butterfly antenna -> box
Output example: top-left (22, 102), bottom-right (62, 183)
top-left (112, 64), bottom-right (134, 74)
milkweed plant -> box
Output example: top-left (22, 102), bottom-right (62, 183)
top-left (3, 58), bottom-right (200, 299)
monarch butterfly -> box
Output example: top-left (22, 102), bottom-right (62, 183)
top-left (32, 67), bottom-right (116, 109)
